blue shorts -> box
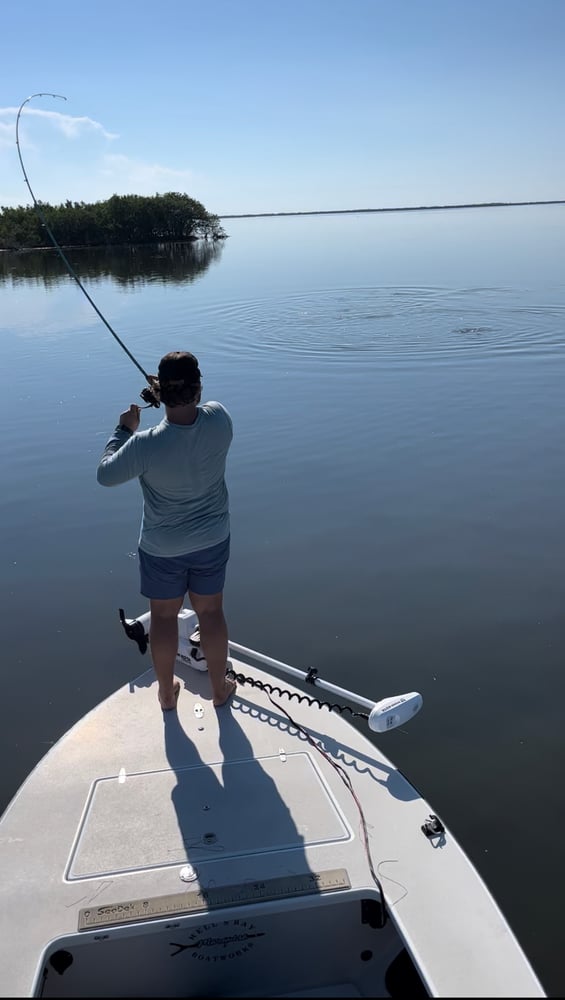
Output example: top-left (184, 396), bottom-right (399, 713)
top-left (138, 536), bottom-right (230, 600)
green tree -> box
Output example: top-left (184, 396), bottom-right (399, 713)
top-left (0, 192), bottom-right (227, 250)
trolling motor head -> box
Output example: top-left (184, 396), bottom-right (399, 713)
top-left (368, 692), bottom-right (423, 733)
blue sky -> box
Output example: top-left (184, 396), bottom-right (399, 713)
top-left (1, 0), bottom-right (564, 215)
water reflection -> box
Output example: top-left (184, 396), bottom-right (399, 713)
top-left (0, 240), bottom-right (225, 288)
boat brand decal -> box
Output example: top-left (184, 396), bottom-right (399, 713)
top-left (170, 919), bottom-right (264, 961)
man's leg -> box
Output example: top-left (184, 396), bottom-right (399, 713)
top-left (188, 591), bottom-right (235, 707)
top-left (149, 595), bottom-right (184, 710)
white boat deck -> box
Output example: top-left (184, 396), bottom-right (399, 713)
top-left (0, 631), bottom-right (545, 998)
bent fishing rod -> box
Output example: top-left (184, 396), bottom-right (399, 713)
top-left (15, 93), bottom-right (160, 408)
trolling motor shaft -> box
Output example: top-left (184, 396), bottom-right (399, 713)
top-left (118, 606), bottom-right (423, 734)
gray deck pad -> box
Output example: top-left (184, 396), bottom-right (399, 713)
top-left (68, 751), bottom-right (350, 879)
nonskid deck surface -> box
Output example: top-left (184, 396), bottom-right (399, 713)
top-left (0, 639), bottom-right (546, 997)
top-left (69, 751), bottom-right (350, 880)
top-left (0, 653), bottom-right (411, 998)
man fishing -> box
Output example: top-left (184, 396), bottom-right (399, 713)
top-left (97, 351), bottom-right (235, 712)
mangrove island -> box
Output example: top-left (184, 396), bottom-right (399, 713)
top-left (0, 192), bottom-right (227, 251)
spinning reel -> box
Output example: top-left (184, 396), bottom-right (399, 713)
top-left (139, 381), bottom-right (161, 408)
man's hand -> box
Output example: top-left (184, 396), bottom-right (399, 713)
top-left (119, 404), bottom-right (141, 433)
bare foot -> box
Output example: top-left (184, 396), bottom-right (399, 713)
top-left (159, 680), bottom-right (181, 712)
top-left (213, 677), bottom-right (236, 708)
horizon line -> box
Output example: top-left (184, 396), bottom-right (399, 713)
top-left (219, 199), bottom-right (565, 219)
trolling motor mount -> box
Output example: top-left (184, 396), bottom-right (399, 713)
top-left (119, 608), bottom-right (148, 654)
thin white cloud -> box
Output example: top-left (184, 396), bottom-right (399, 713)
top-left (0, 120), bottom-right (13, 148)
top-left (0, 106), bottom-right (119, 141)
top-left (100, 153), bottom-right (194, 190)
top-left (0, 150), bottom-right (200, 206)
top-left (0, 113), bottom-right (198, 205)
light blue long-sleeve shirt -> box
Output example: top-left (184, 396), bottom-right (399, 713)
top-left (97, 401), bottom-right (233, 557)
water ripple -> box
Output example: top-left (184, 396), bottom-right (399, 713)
top-left (195, 285), bottom-right (565, 363)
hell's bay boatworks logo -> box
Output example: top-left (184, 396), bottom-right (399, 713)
top-left (170, 919), bottom-right (265, 961)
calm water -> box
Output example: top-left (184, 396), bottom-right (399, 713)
top-left (1, 206), bottom-right (564, 995)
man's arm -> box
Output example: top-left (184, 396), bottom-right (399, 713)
top-left (96, 404), bottom-right (145, 486)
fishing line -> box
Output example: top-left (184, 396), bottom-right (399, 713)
top-left (15, 93), bottom-right (159, 406)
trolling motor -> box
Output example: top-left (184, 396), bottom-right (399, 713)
top-left (119, 607), bottom-right (205, 666)
top-left (118, 608), bottom-right (423, 734)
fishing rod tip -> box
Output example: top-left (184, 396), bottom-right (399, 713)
top-left (24, 92), bottom-right (67, 103)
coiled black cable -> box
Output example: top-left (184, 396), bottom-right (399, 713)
top-left (227, 666), bottom-right (370, 724)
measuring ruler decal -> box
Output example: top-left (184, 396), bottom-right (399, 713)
top-left (78, 868), bottom-right (350, 931)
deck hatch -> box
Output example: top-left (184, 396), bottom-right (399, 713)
top-left (67, 751), bottom-right (350, 879)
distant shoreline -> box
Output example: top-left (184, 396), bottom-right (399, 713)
top-left (219, 200), bottom-right (564, 219)
top-left (2, 199), bottom-right (562, 253)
